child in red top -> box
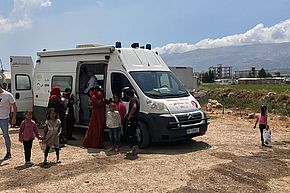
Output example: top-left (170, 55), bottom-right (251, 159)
top-left (19, 111), bottom-right (42, 166)
top-left (113, 94), bottom-right (126, 124)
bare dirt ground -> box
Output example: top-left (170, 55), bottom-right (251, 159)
top-left (1, 110), bottom-right (290, 193)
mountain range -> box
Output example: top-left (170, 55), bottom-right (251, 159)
top-left (161, 42), bottom-right (290, 73)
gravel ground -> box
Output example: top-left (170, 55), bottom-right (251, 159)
top-left (0, 111), bottom-right (290, 193)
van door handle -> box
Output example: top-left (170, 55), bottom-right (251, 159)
top-left (15, 93), bottom-right (20, 99)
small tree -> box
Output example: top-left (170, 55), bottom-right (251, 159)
top-left (258, 68), bottom-right (267, 78)
top-left (202, 70), bottom-right (215, 83)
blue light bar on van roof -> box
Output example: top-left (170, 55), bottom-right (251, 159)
top-left (115, 42), bottom-right (121, 48)
top-left (131, 43), bottom-right (139, 48)
top-left (146, 44), bottom-right (151, 50)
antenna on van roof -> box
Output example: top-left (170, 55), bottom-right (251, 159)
top-left (0, 59), bottom-right (4, 73)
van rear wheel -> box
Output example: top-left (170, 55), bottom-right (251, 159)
top-left (137, 121), bottom-right (151, 148)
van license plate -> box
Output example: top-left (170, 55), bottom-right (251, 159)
top-left (186, 128), bottom-right (199, 134)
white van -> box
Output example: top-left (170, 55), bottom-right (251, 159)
top-left (10, 43), bottom-right (208, 147)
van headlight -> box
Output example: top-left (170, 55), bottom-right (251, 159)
top-left (146, 99), bottom-right (169, 112)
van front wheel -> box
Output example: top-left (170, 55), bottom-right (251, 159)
top-left (136, 121), bottom-right (151, 148)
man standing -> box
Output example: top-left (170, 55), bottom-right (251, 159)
top-left (0, 83), bottom-right (17, 160)
top-left (125, 88), bottom-right (140, 157)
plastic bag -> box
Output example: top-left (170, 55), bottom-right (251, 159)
top-left (39, 141), bottom-right (46, 151)
top-left (39, 141), bottom-right (55, 153)
top-left (263, 129), bottom-right (272, 143)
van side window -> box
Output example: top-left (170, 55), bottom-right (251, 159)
top-left (15, 74), bottom-right (31, 90)
top-left (52, 76), bottom-right (73, 91)
top-left (111, 73), bottom-right (132, 96)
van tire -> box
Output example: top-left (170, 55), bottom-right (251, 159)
top-left (137, 121), bottom-right (151, 148)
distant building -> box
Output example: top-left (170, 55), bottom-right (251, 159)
top-left (209, 64), bottom-right (232, 79)
top-left (169, 66), bottom-right (198, 91)
top-left (269, 71), bottom-right (281, 77)
top-left (237, 77), bottom-right (284, 84)
top-left (234, 66), bottom-right (260, 78)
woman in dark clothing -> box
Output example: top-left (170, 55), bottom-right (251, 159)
top-left (63, 88), bottom-right (76, 140)
top-left (47, 86), bottom-right (66, 144)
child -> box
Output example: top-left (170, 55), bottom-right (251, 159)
top-left (43, 108), bottom-right (62, 164)
top-left (106, 102), bottom-right (122, 152)
top-left (19, 111), bottom-right (42, 166)
top-left (113, 94), bottom-right (126, 125)
top-left (253, 105), bottom-right (268, 146)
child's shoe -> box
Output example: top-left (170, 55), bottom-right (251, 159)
top-left (114, 147), bottom-right (120, 152)
top-left (56, 155), bottom-right (61, 163)
top-left (108, 146), bottom-right (114, 151)
top-left (43, 158), bottom-right (48, 165)
top-left (4, 152), bottom-right (11, 160)
top-left (126, 146), bottom-right (138, 156)
top-left (26, 161), bottom-right (34, 166)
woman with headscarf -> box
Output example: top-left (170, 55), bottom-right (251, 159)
top-left (47, 86), bottom-right (66, 144)
top-left (83, 87), bottom-right (106, 148)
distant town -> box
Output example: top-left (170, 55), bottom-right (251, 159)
top-left (195, 64), bottom-right (290, 85)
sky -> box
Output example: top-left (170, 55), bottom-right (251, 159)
top-left (1, 0), bottom-right (290, 70)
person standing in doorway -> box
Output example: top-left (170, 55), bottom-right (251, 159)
top-left (125, 88), bottom-right (140, 157)
top-left (0, 83), bottom-right (17, 160)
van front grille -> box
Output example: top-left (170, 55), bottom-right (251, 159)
top-left (168, 112), bottom-right (203, 130)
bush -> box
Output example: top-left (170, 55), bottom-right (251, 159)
top-left (199, 84), bottom-right (290, 116)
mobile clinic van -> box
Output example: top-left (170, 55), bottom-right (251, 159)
top-left (10, 42), bottom-right (208, 147)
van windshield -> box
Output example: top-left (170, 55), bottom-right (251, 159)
top-left (130, 71), bottom-right (189, 99)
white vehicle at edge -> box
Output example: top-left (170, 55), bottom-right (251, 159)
top-left (10, 42), bottom-right (208, 148)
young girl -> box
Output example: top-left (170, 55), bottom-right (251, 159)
top-left (43, 108), bottom-right (62, 164)
top-left (106, 102), bottom-right (122, 152)
top-left (254, 105), bottom-right (268, 146)
top-left (113, 94), bottom-right (126, 124)
top-left (19, 111), bottom-right (42, 166)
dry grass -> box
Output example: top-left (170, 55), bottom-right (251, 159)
top-left (1, 111), bottom-right (290, 192)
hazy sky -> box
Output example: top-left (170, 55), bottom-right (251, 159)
top-left (1, 0), bottom-right (290, 69)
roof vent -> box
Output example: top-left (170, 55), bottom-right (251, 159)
top-left (76, 44), bottom-right (103, 48)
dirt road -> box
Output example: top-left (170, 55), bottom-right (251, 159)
top-left (0, 113), bottom-right (290, 193)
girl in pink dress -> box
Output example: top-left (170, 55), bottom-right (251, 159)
top-left (19, 111), bottom-right (42, 166)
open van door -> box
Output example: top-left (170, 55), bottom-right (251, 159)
top-left (10, 56), bottom-right (34, 122)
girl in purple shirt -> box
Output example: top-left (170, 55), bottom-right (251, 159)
top-left (19, 111), bottom-right (42, 166)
